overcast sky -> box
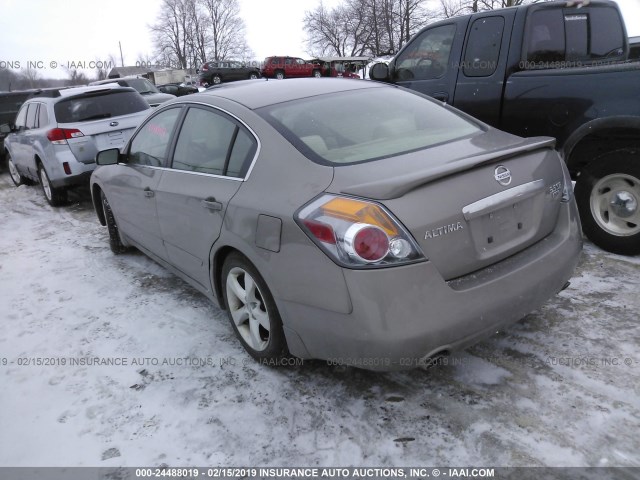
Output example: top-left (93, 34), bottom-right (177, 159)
top-left (0, 0), bottom-right (638, 80)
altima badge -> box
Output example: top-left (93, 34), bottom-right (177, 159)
top-left (494, 165), bottom-right (512, 186)
top-left (424, 222), bottom-right (464, 240)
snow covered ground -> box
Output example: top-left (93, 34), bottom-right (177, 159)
top-left (0, 171), bottom-right (639, 468)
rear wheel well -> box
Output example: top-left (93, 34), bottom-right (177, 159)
top-left (212, 246), bottom-right (241, 309)
top-left (566, 128), bottom-right (640, 177)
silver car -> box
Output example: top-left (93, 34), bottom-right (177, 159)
top-left (91, 79), bottom-right (582, 370)
top-left (2, 85), bottom-right (150, 205)
top-left (89, 77), bottom-right (175, 107)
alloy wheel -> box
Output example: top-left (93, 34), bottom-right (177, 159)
top-left (225, 267), bottom-right (271, 352)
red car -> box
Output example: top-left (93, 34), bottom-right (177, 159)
top-left (261, 57), bottom-right (324, 79)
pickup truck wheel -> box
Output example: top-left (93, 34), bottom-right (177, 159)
top-left (248, 72), bottom-right (258, 80)
top-left (312, 69), bottom-right (321, 78)
top-left (575, 153), bottom-right (640, 255)
top-left (222, 252), bottom-right (288, 362)
top-left (101, 190), bottom-right (129, 254)
top-left (212, 75), bottom-right (222, 85)
top-left (275, 70), bottom-right (285, 80)
top-left (38, 163), bottom-right (67, 206)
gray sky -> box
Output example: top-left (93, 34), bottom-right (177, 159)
top-left (0, 0), bottom-right (638, 80)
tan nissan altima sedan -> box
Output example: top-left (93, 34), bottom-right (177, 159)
top-left (90, 78), bottom-right (582, 371)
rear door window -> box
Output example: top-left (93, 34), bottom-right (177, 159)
top-left (171, 107), bottom-right (256, 178)
top-left (463, 17), bottom-right (504, 77)
top-left (38, 104), bottom-right (49, 127)
top-left (26, 103), bottom-right (38, 129)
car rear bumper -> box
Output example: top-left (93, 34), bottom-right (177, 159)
top-left (278, 199), bottom-right (582, 371)
top-left (46, 148), bottom-right (96, 188)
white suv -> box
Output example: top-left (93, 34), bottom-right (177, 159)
top-left (1, 85), bottom-right (150, 205)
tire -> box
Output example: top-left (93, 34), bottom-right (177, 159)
top-left (38, 163), bottom-right (67, 206)
top-left (222, 252), bottom-right (288, 361)
top-left (212, 75), bottom-right (222, 85)
top-left (312, 69), bottom-right (321, 78)
top-left (575, 151), bottom-right (640, 255)
top-left (275, 70), bottom-right (285, 80)
top-left (248, 72), bottom-right (258, 80)
top-left (6, 152), bottom-right (26, 187)
top-left (100, 190), bottom-right (129, 254)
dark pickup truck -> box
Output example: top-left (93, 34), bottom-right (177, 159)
top-left (371, 0), bottom-right (640, 255)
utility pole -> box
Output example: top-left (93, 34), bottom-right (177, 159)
top-left (119, 42), bottom-right (125, 67)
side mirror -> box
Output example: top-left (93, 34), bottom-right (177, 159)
top-left (96, 148), bottom-right (121, 166)
top-left (0, 124), bottom-right (11, 134)
top-left (369, 63), bottom-right (390, 81)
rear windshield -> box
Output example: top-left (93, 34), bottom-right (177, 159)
top-left (54, 90), bottom-right (150, 123)
top-left (524, 5), bottom-right (626, 67)
top-left (257, 87), bottom-right (480, 165)
top-left (124, 78), bottom-right (160, 94)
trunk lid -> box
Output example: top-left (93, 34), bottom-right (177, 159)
top-left (327, 133), bottom-right (566, 280)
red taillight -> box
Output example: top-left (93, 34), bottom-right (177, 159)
top-left (296, 194), bottom-right (425, 268)
top-left (47, 128), bottom-right (84, 144)
top-left (202, 64), bottom-right (209, 71)
top-left (303, 219), bottom-right (336, 244)
top-left (347, 225), bottom-right (389, 262)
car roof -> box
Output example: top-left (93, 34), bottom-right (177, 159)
top-left (21, 84), bottom-right (135, 102)
top-left (89, 76), bottom-right (147, 86)
top-left (199, 77), bottom-right (386, 110)
top-left (56, 84), bottom-right (133, 97)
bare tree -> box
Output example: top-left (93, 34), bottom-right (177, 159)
top-left (20, 66), bottom-right (41, 89)
top-left (94, 54), bottom-right (119, 80)
top-left (0, 68), bottom-right (18, 91)
top-left (305, 0), bottom-right (431, 58)
top-left (65, 68), bottom-right (89, 86)
top-left (199, 0), bottom-right (250, 61)
top-left (150, 0), bottom-right (192, 68)
top-left (150, 0), bottom-right (250, 68)
top-left (438, 0), bottom-right (473, 18)
top-left (399, 0), bottom-right (431, 45)
top-left (186, 0), bottom-right (209, 67)
top-left (438, 0), bottom-right (538, 18)
top-left (304, 3), bottom-right (353, 57)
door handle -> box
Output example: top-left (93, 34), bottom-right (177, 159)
top-left (144, 187), bottom-right (154, 198)
top-left (202, 197), bottom-right (223, 211)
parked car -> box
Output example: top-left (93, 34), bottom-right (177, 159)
top-left (199, 61), bottom-right (261, 86)
top-left (370, 0), bottom-right (640, 255)
top-left (261, 56), bottom-right (324, 79)
top-left (157, 83), bottom-right (199, 96)
top-left (310, 57), bottom-right (370, 79)
top-left (90, 78), bottom-right (582, 370)
top-left (1, 85), bottom-right (150, 206)
top-left (89, 77), bottom-right (175, 107)
top-left (0, 90), bottom-right (36, 161)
